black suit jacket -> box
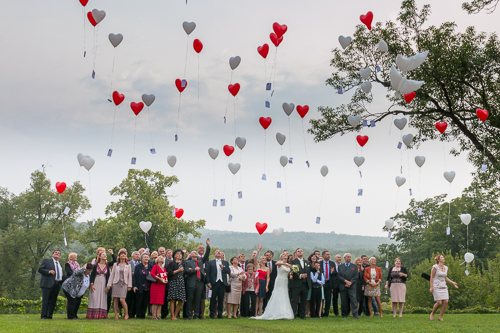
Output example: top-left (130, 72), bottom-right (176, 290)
top-left (290, 258), bottom-right (315, 289)
top-left (206, 259), bottom-right (230, 286)
top-left (132, 263), bottom-right (151, 293)
top-left (39, 259), bottom-right (61, 288)
top-left (320, 260), bottom-right (338, 288)
top-left (337, 263), bottom-right (358, 291)
top-left (184, 258), bottom-right (206, 288)
top-left (266, 260), bottom-right (278, 291)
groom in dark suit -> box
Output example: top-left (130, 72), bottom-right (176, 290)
top-left (337, 253), bottom-right (359, 319)
top-left (290, 248), bottom-right (315, 319)
top-left (206, 250), bottom-right (230, 319)
top-left (38, 249), bottom-right (63, 319)
top-left (263, 250), bottom-right (277, 310)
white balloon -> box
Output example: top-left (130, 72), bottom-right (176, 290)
top-left (403, 133), bottom-right (414, 147)
top-left (395, 91), bottom-right (402, 98)
top-left (91, 9), bottom-right (106, 25)
top-left (280, 156), bottom-right (288, 167)
top-left (320, 165), bottom-right (329, 177)
top-left (273, 227), bottom-right (284, 237)
top-left (236, 137), bottom-right (246, 150)
top-left (228, 162), bottom-right (241, 175)
top-left (378, 40), bottom-right (388, 52)
top-left (394, 118), bottom-right (407, 130)
top-left (167, 155), bottom-right (177, 168)
top-left (139, 221), bottom-right (152, 233)
top-left (396, 54), bottom-right (412, 72)
top-left (360, 68), bottom-right (372, 81)
top-left (444, 171), bottom-right (456, 183)
top-left (395, 176), bottom-right (406, 187)
top-left (360, 81), bottom-right (372, 93)
top-left (229, 56), bottom-right (241, 70)
top-left (406, 50), bottom-right (429, 71)
top-left (108, 33), bottom-right (123, 48)
top-left (353, 156), bottom-right (365, 167)
top-left (397, 76), bottom-right (408, 92)
top-left (182, 21), bottom-right (196, 35)
top-left (400, 79), bottom-right (425, 95)
top-left (282, 103), bottom-right (295, 116)
top-left (77, 153), bottom-right (89, 167)
top-left (415, 156), bottom-right (426, 167)
top-left (338, 35), bottom-right (352, 49)
top-left (464, 252), bottom-right (474, 263)
top-left (459, 213), bottom-right (471, 226)
top-left (276, 133), bottom-right (286, 146)
top-left (390, 65), bottom-right (403, 91)
top-left (81, 157), bottom-right (95, 171)
top-left (141, 94), bottom-right (155, 107)
top-left (385, 219), bottom-right (394, 229)
top-left (208, 148), bottom-right (219, 160)
top-left (347, 115), bottom-right (361, 128)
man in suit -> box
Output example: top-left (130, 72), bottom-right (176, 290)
top-left (238, 253), bottom-right (248, 316)
top-left (184, 250), bottom-right (207, 319)
top-left (206, 249), bottom-right (230, 319)
top-left (290, 248), bottom-right (315, 319)
top-left (263, 250), bottom-right (277, 310)
top-left (185, 239), bottom-right (210, 318)
top-left (38, 249), bottom-right (64, 319)
top-left (331, 254), bottom-right (342, 316)
top-left (321, 251), bottom-right (337, 317)
top-left (337, 253), bottom-right (359, 319)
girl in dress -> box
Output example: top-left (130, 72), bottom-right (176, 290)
top-left (242, 264), bottom-right (258, 317)
top-left (106, 248), bottom-right (132, 320)
top-left (429, 255), bottom-right (459, 321)
top-left (363, 257), bottom-right (383, 318)
top-left (385, 257), bottom-right (409, 317)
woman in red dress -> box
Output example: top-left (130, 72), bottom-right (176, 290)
top-left (150, 255), bottom-right (168, 320)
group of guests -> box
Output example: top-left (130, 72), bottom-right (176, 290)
top-left (38, 244), bottom-right (458, 321)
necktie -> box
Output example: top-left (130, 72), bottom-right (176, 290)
top-left (326, 262), bottom-right (329, 280)
top-left (195, 260), bottom-right (200, 278)
top-left (346, 263), bottom-right (350, 268)
top-left (55, 261), bottom-right (60, 280)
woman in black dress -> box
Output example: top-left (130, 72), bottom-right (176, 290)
top-left (166, 249), bottom-right (186, 320)
top-left (354, 257), bottom-right (365, 315)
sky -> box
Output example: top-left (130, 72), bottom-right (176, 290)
top-left (0, 0), bottom-right (497, 238)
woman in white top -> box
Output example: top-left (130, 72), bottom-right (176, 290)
top-left (429, 255), bottom-right (458, 321)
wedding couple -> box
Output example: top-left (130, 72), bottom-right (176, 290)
top-left (252, 248), bottom-right (314, 320)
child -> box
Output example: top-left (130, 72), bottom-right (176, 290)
top-left (310, 262), bottom-right (325, 318)
top-left (242, 263), bottom-right (258, 317)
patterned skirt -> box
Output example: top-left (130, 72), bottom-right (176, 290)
top-left (364, 284), bottom-right (381, 297)
top-left (167, 277), bottom-right (186, 302)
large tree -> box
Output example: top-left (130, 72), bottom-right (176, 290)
top-left (310, 0), bottom-right (500, 174)
top-left (463, 0), bottom-right (499, 14)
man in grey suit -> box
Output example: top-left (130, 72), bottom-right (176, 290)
top-left (38, 249), bottom-right (64, 319)
top-left (337, 253), bottom-right (359, 318)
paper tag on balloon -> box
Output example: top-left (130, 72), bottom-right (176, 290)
top-left (465, 270), bottom-right (469, 276)
top-left (418, 207), bottom-right (422, 215)
top-left (265, 101), bottom-right (270, 108)
top-left (359, 171), bottom-right (362, 178)
top-left (481, 164), bottom-right (487, 172)
top-left (228, 214), bottom-right (233, 222)
top-left (358, 189), bottom-right (363, 196)
top-left (388, 231), bottom-right (392, 238)
top-left (131, 157), bottom-right (137, 165)
top-left (224, 117), bottom-right (226, 124)
top-left (397, 142), bottom-right (402, 149)
top-left (64, 237), bottom-right (67, 246)
top-left (409, 188), bottom-right (413, 196)
top-left (385, 261), bottom-right (389, 268)
top-left (370, 120), bottom-right (376, 127)
top-left (92, 218), bottom-right (96, 226)
top-left (316, 217), bottom-right (321, 224)
top-left (306, 161), bottom-right (310, 168)
top-left (107, 149), bottom-right (113, 157)
top-left (208, 290), bottom-right (212, 298)
top-left (262, 174), bottom-right (267, 181)
top-left (212, 199), bottom-right (217, 207)
top-left (92, 70), bottom-right (95, 79)
top-left (338, 87), bottom-right (343, 94)
top-left (375, 65), bottom-right (381, 72)
top-left (181, 79), bottom-right (187, 88)
top-left (362, 120), bottom-right (367, 127)
top-left (175, 134), bottom-right (178, 142)
top-left (400, 166), bottom-right (403, 174)
top-left (266, 83), bottom-right (271, 91)
top-left (63, 207), bottom-right (70, 215)
top-left (277, 182), bottom-right (281, 188)
top-left (289, 158), bottom-right (293, 164)
top-left (238, 191), bottom-right (242, 199)
top-left (150, 148), bottom-right (156, 154)
top-left (446, 227), bottom-right (450, 235)
top-left (221, 199), bottom-right (226, 207)
top-left (356, 206), bottom-right (360, 214)
top-left (84, 51), bottom-right (86, 57)
top-left (285, 206), bottom-right (290, 213)
top-left (271, 90), bottom-right (275, 97)
top-left (172, 209), bottom-right (176, 217)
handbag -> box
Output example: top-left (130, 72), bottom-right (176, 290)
top-left (146, 265), bottom-right (158, 283)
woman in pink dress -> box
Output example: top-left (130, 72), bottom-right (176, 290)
top-left (429, 255), bottom-right (458, 321)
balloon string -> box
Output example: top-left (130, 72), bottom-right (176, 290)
top-left (467, 225), bottom-right (469, 251)
top-left (222, 157), bottom-right (228, 200)
top-left (301, 120), bottom-right (309, 162)
top-left (197, 54), bottom-right (200, 103)
top-left (230, 176), bottom-right (234, 215)
top-left (88, 171), bottom-right (95, 224)
top-left (400, 131), bottom-right (403, 174)
top-left (147, 106), bottom-right (155, 148)
top-left (83, 8), bottom-right (86, 57)
top-left (442, 141), bottom-right (447, 170)
top-left (263, 131), bottom-right (267, 174)
top-left (448, 183), bottom-right (451, 229)
top-left (418, 168), bottom-right (422, 202)
top-left (270, 48), bottom-right (278, 92)
top-left (239, 151), bottom-right (243, 192)
top-left (263, 59), bottom-right (267, 100)
top-left (318, 178), bottom-right (325, 216)
top-left (184, 35), bottom-right (189, 78)
top-left (144, 233), bottom-right (148, 249)
top-left (176, 93), bottom-right (182, 139)
top-left (133, 117), bottom-right (137, 155)
top-left (283, 168), bottom-right (289, 206)
top-left (93, 26), bottom-right (99, 75)
top-left (110, 105), bottom-right (117, 148)
top-left (288, 117), bottom-right (292, 157)
top-left (406, 146), bottom-right (412, 189)
top-left (108, 49), bottom-right (116, 99)
top-left (224, 72), bottom-right (233, 123)
top-left (213, 160), bottom-right (216, 199)
top-left (356, 166), bottom-right (362, 207)
top-left (394, 187), bottom-right (400, 215)
top-left (233, 98), bottom-right (237, 139)
top-left (388, 114), bottom-right (394, 135)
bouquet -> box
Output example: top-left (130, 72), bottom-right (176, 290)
top-left (291, 265), bottom-right (300, 274)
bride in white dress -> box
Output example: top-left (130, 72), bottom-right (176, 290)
top-left (252, 252), bottom-right (294, 320)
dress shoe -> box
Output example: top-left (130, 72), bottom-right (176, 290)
top-left (354, 315), bottom-right (360, 319)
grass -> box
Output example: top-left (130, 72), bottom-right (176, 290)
top-left (2, 313), bottom-right (500, 332)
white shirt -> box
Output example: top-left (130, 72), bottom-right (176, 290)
top-left (77, 275), bottom-right (90, 297)
top-left (53, 259), bottom-right (62, 281)
top-left (216, 259), bottom-right (223, 282)
top-left (298, 258), bottom-right (304, 269)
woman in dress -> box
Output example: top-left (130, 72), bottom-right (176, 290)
top-left (253, 255), bottom-right (270, 316)
top-left (62, 263), bottom-right (93, 319)
top-left (87, 251), bottom-right (114, 319)
top-left (65, 253), bottom-right (80, 278)
top-left (363, 257), bottom-right (383, 318)
top-left (133, 253), bottom-right (151, 319)
top-left (167, 249), bottom-right (186, 320)
top-left (227, 256), bottom-right (246, 318)
top-left (106, 248), bottom-right (132, 320)
top-left (150, 255), bottom-right (168, 319)
top-left (354, 257), bottom-right (365, 315)
top-left (385, 257), bottom-right (409, 317)
top-left (429, 255), bottom-right (459, 321)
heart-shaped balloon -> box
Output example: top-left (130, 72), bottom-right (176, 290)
top-left (464, 252), bottom-right (474, 263)
top-left (276, 133), bottom-right (286, 146)
top-left (91, 9), bottom-right (106, 25)
top-left (320, 165), bottom-right (329, 177)
top-left (360, 11), bottom-right (373, 30)
top-left (257, 44), bottom-right (269, 58)
top-left (228, 83), bottom-right (240, 96)
top-left (81, 157), bottom-right (95, 171)
top-left (141, 94), bottom-right (155, 107)
top-left (360, 82), bottom-right (372, 94)
top-left (435, 122), bottom-right (447, 134)
top-left (459, 213), bottom-right (471, 226)
top-left (175, 208), bottom-right (184, 219)
top-left (282, 102), bottom-right (295, 116)
top-left (228, 162), bottom-right (241, 175)
top-left (259, 117), bottom-right (272, 130)
top-left (87, 12), bottom-right (97, 26)
top-left (360, 68), bottom-right (372, 81)
top-left (273, 227), bottom-right (284, 237)
top-left (167, 155), bottom-right (177, 168)
top-left (77, 153), bottom-right (90, 166)
top-left (378, 40), bottom-right (388, 52)
top-left (395, 176), bottom-right (406, 187)
top-left (193, 39), bottom-right (203, 53)
top-left (139, 221), bottom-right (152, 233)
top-left (356, 135), bottom-right (369, 147)
top-left (79, 0), bottom-right (89, 6)
top-left (347, 115), bottom-right (361, 128)
top-left (296, 105), bottom-right (309, 118)
top-left (394, 118), bottom-right (407, 130)
top-left (403, 133), bottom-right (414, 147)
top-left (55, 182), bottom-right (66, 194)
top-left (223, 145), bottom-right (235, 156)
top-left (229, 56), bottom-right (241, 70)
top-left (273, 22), bottom-right (288, 38)
top-left (108, 33), bottom-right (123, 48)
top-left (175, 79), bottom-right (187, 93)
top-left (255, 222), bottom-right (268, 235)
top-left (131, 102), bottom-right (144, 116)
top-left (112, 91), bottom-right (125, 106)
top-left (385, 219), bottom-right (394, 229)
top-left (208, 148), bottom-right (219, 160)
top-left (270, 33), bottom-right (283, 47)
top-left (353, 156), bottom-right (365, 167)
top-left (444, 171), bottom-right (456, 183)
top-left (414, 156), bottom-right (426, 167)
top-left (338, 36), bottom-right (352, 49)
top-left (280, 156), bottom-right (288, 167)
top-left (476, 108), bottom-right (488, 121)
top-left (182, 21), bottom-right (196, 35)
top-left (236, 137), bottom-right (246, 150)
top-left (404, 92), bottom-right (416, 103)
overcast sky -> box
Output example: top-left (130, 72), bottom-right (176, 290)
top-left (1, 0), bottom-right (497, 238)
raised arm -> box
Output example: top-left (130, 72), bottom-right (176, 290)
top-left (202, 238), bottom-right (211, 264)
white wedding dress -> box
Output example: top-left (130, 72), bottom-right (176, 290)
top-left (252, 264), bottom-right (294, 320)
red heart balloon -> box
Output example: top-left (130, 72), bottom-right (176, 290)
top-left (175, 78), bottom-right (187, 93)
top-left (360, 11), bottom-right (374, 30)
top-left (257, 44), bottom-right (269, 59)
top-left (356, 135), bottom-right (369, 147)
top-left (296, 105), bottom-right (309, 118)
top-left (270, 33), bottom-right (283, 47)
top-left (404, 92), bottom-right (416, 103)
top-left (55, 182), bottom-right (66, 194)
top-left (223, 145), bottom-right (235, 157)
top-left (87, 11), bottom-right (97, 26)
top-left (476, 108), bottom-right (488, 121)
top-left (193, 39), bottom-right (203, 53)
top-left (273, 22), bottom-right (288, 38)
top-left (79, 0), bottom-right (89, 6)
top-left (435, 122), bottom-right (447, 134)
top-left (228, 83), bottom-right (240, 97)
top-left (175, 208), bottom-right (184, 219)
top-left (112, 91), bottom-right (125, 106)
top-left (255, 222), bottom-right (268, 235)
top-left (259, 117), bottom-right (272, 130)
top-left (130, 102), bottom-right (144, 116)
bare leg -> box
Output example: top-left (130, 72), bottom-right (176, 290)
top-left (375, 296), bottom-right (383, 317)
top-left (368, 298), bottom-right (373, 317)
top-left (392, 302), bottom-right (397, 317)
top-left (151, 305), bottom-right (156, 319)
top-left (170, 300), bottom-right (177, 320)
top-left (174, 300), bottom-right (184, 319)
top-left (113, 298), bottom-right (119, 319)
top-left (119, 298), bottom-right (129, 319)
top-left (306, 301), bottom-right (310, 317)
top-left (438, 300), bottom-right (448, 321)
top-left (201, 299), bottom-right (206, 319)
top-left (233, 304), bottom-right (239, 318)
top-left (430, 301), bottom-right (442, 320)
top-left (399, 302), bottom-right (405, 317)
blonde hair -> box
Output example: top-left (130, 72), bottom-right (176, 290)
top-left (354, 257), bottom-right (362, 268)
top-left (117, 248), bottom-right (128, 264)
top-left (68, 252), bottom-right (77, 262)
top-left (95, 247), bottom-right (105, 260)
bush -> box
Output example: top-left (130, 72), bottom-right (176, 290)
top-left (0, 296), bottom-right (88, 315)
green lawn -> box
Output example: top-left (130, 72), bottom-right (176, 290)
top-left (2, 314), bottom-right (500, 332)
